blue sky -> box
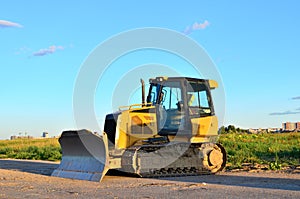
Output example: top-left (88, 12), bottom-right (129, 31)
top-left (1, 1), bottom-right (300, 139)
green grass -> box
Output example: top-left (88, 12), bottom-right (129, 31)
top-left (0, 138), bottom-right (61, 161)
top-left (219, 132), bottom-right (300, 169)
top-left (0, 133), bottom-right (299, 170)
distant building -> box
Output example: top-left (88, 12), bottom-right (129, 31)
top-left (248, 128), bottom-right (259, 134)
top-left (282, 122), bottom-right (299, 131)
top-left (10, 135), bottom-right (34, 140)
top-left (248, 128), bottom-right (269, 134)
top-left (296, 122), bottom-right (300, 131)
top-left (42, 132), bottom-right (49, 138)
top-left (267, 128), bottom-right (281, 133)
top-left (10, 135), bottom-right (17, 140)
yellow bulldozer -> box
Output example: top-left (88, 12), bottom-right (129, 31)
top-left (52, 76), bottom-right (227, 182)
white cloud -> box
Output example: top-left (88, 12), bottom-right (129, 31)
top-left (183, 20), bottom-right (210, 35)
top-left (33, 45), bottom-right (64, 56)
top-left (0, 20), bottom-right (22, 28)
top-left (192, 20), bottom-right (210, 30)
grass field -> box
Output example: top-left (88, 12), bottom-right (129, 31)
top-left (0, 138), bottom-right (61, 161)
top-left (0, 133), bottom-right (299, 170)
top-left (219, 132), bottom-right (300, 169)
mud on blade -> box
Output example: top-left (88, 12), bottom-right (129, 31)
top-left (51, 130), bottom-right (109, 182)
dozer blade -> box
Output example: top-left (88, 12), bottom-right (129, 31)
top-left (52, 129), bottom-right (109, 182)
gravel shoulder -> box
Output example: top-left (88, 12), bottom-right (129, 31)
top-left (0, 159), bottom-right (299, 199)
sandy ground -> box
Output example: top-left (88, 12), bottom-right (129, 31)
top-left (0, 159), bottom-right (299, 199)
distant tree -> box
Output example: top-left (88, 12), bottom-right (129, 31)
top-left (225, 126), bottom-right (228, 132)
top-left (218, 126), bottom-right (226, 134)
top-left (227, 125), bottom-right (236, 133)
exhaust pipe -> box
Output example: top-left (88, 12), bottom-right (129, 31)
top-left (141, 79), bottom-right (145, 106)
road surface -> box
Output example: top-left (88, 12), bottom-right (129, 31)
top-left (0, 159), bottom-right (299, 199)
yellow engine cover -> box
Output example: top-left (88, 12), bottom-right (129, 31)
top-left (115, 106), bottom-right (158, 149)
top-left (190, 116), bottom-right (218, 143)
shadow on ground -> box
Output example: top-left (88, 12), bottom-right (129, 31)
top-left (0, 159), bottom-right (299, 192)
top-left (159, 173), bottom-right (300, 191)
top-left (0, 159), bottom-right (59, 176)
top-left (0, 159), bottom-right (134, 177)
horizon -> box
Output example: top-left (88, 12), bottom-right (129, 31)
top-left (2, 121), bottom-right (298, 141)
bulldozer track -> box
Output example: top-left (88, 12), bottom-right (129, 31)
top-left (122, 143), bottom-right (225, 178)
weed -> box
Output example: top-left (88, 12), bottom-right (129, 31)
top-left (0, 138), bottom-right (60, 161)
top-left (219, 132), bottom-right (300, 169)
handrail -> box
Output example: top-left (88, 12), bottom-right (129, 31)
top-left (118, 103), bottom-right (153, 111)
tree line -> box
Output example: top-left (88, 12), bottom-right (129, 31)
top-left (219, 125), bottom-right (248, 134)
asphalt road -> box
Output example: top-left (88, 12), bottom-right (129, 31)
top-left (0, 159), bottom-right (299, 199)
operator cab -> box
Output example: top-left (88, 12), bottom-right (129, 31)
top-left (146, 77), bottom-right (215, 136)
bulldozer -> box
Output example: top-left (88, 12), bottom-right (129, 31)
top-left (52, 76), bottom-right (227, 182)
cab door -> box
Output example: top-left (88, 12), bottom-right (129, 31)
top-left (149, 80), bottom-right (191, 136)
